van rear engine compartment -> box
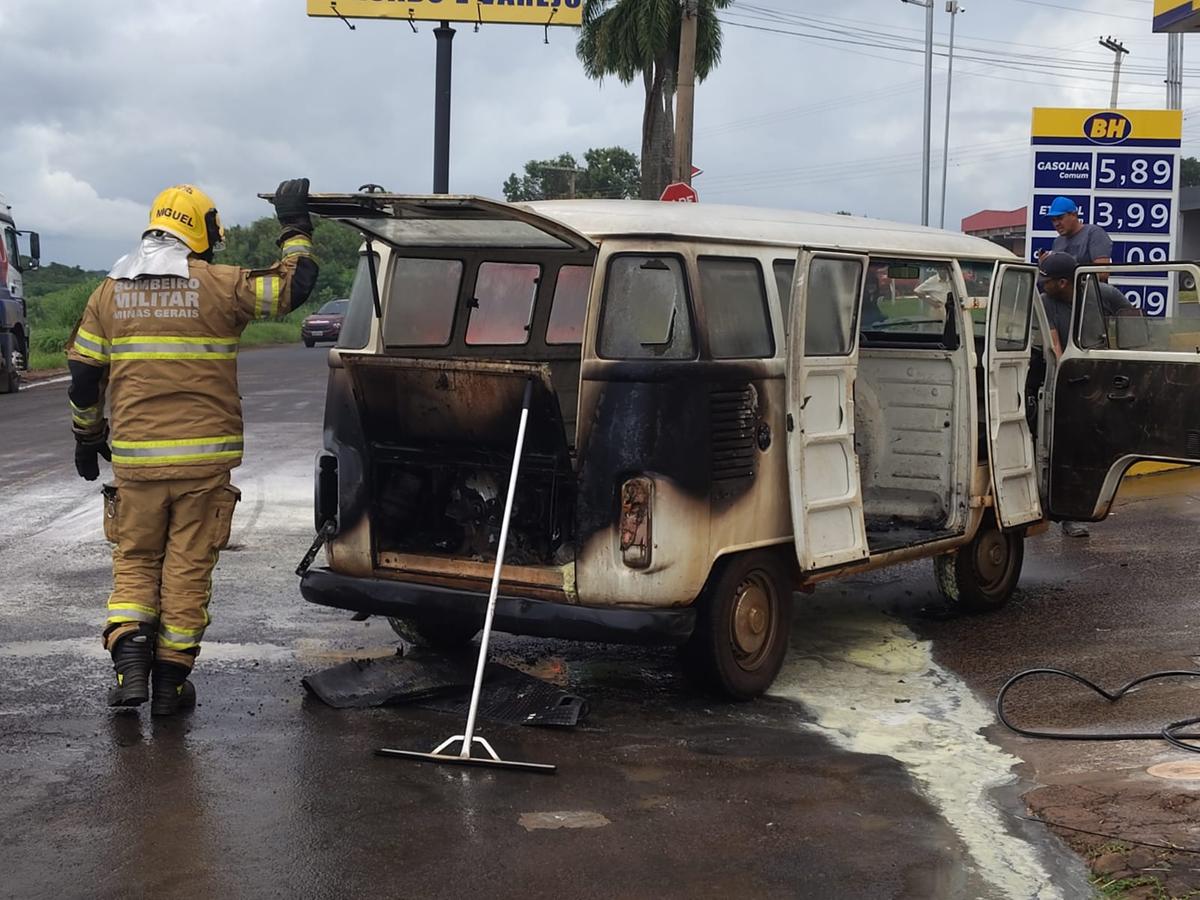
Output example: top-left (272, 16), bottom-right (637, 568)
top-left (344, 356), bottom-right (577, 568)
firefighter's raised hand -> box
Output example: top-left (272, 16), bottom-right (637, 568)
top-left (74, 433), bottom-right (112, 481)
top-left (273, 178), bottom-right (312, 235)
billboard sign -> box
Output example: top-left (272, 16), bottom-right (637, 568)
top-left (1027, 108), bottom-right (1182, 318)
top-left (307, 0), bottom-right (583, 26)
top-left (1154, 0), bottom-right (1200, 32)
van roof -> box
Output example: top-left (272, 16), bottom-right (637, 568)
top-left (519, 199), bottom-right (1018, 260)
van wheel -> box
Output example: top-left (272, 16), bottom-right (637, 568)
top-left (934, 513), bottom-right (1024, 613)
top-left (303, 338), bottom-right (315, 348)
top-left (387, 616), bottom-right (478, 651)
top-left (683, 551), bottom-right (793, 700)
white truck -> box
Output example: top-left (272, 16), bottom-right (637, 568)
top-left (0, 193), bottom-right (41, 393)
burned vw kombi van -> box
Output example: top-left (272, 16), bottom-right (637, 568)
top-left (297, 194), bottom-right (1200, 698)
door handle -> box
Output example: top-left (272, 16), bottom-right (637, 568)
top-left (1067, 374), bottom-right (1090, 385)
top-left (1106, 392), bottom-right (1135, 402)
top-left (1111, 375), bottom-right (1131, 389)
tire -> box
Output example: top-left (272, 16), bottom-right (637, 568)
top-left (683, 550), bottom-right (794, 700)
top-left (934, 512), bottom-right (1024, 613)
top-left (0, 352), bottom-right (18, 394)
top-left (303, 338), bottom-right (316, 348)
top-left (387, 616), bottom-right (479, 651)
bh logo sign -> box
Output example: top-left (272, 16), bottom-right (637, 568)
top-left (1083, 112), bottom-right (1132, 145)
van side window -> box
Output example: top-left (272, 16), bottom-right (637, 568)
top-left (698, 257), bottom-right (774, 358)
top-left (598, 255), bottom-right (695, 360)
top-left (861, 258), bottom-right (956, 348)
top-left (466, 262), bottom-right (540, 345)
top-left (806, 257), bottom-right (862, 356)
top-left (773, 260), bottom-right (795, 335)
top-left (383, 257), bottom-right (463, 347)
top-left (993, 267), bottom-right (1035, 351)
top-left (546, 265), bottom-right (593, 345)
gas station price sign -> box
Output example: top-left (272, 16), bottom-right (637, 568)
top-left (1027, 108), bottom-right (1182, 317)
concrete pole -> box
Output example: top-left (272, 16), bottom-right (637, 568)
top-left (939, 1), bottom-right (961, 230)
top-left (1100, 36), bottom-right (1128, 108)
top-left (902, 0), bottom-right (934, 226)
top-left (433, 21), bottom-right (455, 194)
top-left (674, 0), bottom-right (699, 185)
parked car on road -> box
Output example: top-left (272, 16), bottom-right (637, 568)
top-left (301, 298), bottom-right (349, 347)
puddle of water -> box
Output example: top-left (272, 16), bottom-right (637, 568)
top-left (0, 637), bottom-right (295, 664)
top-left (771, 608), bottom-right (1062, 900)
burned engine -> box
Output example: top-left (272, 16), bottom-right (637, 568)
top-left (372, 447), bottom-right (575, 566)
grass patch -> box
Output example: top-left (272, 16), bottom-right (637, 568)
top-left (241, 320), bottom-right (302, 347)
top-left (29, 349), bottom-right (68, 372)
top-left (1091, 874), bottom-right (1166, 898)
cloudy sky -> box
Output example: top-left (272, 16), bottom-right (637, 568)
top-left (1, 0), bottom-right (1190, 268)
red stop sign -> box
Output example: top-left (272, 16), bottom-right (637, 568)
top-left (660, 182), bottom-right (699, 203)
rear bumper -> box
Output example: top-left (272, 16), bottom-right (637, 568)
top-left (300, 567), bottom-right (696, 646)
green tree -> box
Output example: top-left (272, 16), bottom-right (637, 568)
top-left (576, 0), bottom-right (731, 200)
top-left (1182, 156), bottom-right (1200, 188)
top-left (221, 216), bottom-right (362, 309)
top-left (503, 146), bottom-right (640, 201)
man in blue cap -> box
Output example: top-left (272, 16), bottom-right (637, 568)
top-left (1046, 196), bottom-right (1112, 268)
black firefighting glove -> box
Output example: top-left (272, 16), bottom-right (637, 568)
top-left (273, 178), bottom-right (312, 236)
top-left (74, 431), bottom-right (112, 482)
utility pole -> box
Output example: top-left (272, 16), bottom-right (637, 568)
top-left (433, 21), bottom-right (455, 193)
top-left (541, 165), bottom-right (585, 199)
top-left (1099, 36), bottom-right (1129, 108)
top-left (1166, 33), bottom-right (1184, 110)
top-left (939, 1), bottom-right (962, 230)
top-left (674, 0), bottom-right (699, 185)
top-left (902, 0), bottom-right (934, 226)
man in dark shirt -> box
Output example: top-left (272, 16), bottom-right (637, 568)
top-left (1037, 251), bottom-right (1137, 537)
top-left (1038, 251), bottom-right (1135, 357)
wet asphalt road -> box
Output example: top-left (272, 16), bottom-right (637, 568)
top-left (8, 343), bottom-right (1177, 899)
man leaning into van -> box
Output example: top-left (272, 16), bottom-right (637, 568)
top-left (1037, 250), bottom-right (1136, 538)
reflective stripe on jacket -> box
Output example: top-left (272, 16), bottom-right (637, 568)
top-left (67, 236), bottom-right (316, 481)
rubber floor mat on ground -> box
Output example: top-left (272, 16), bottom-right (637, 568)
top-left (302, 652), bottom-right (588, 727)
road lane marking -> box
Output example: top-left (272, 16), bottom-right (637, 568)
top-left (22, 375), bottom-right (71, 389)
top-left (771, 606), bottom-right (1062, 900)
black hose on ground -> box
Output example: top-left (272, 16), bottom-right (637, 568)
top-left (996, 668), bottom-right (1200, 754)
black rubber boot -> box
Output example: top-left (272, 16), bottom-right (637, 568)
top-left (151, 662), bottom-right (197, 717)
top-left (107, 626), bottom-right (153, 707)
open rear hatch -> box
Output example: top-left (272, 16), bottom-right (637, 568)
top-left (265, 193), bottom-right (596, 574)
top-left (260, 191), bottom-right (596, 251)
top-left (343, 356), bottom-right (577, 569)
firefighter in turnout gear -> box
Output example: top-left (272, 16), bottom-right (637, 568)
top-left (68, 180), bottom-right (318, 715)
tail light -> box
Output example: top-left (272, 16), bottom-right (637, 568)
top-left (619, 477), bottom-right (653, 569)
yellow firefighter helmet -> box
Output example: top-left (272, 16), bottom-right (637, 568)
top-left (145, 184), bottom-right (225, 255)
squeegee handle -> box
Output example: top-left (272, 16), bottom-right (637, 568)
top-left (460, 378), bottom-right (534, 754)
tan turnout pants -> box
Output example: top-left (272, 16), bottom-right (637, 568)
top-left (101, 473), bottom-right (240, 669)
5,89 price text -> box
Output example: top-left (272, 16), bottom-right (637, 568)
top-left (1094, 154), bottom-right (1174, 190)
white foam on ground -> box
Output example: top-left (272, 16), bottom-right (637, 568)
top-left (771, 608), bottom-right (1062, 900)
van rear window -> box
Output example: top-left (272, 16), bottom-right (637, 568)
top-left (546, 265), bottom-right (592, 345)
top-left (466, 262), bottom-right (540, 345)
top-left (383, 257), bottom-right (463, 347)
top-left (598, 255), bottom-right (695, 360)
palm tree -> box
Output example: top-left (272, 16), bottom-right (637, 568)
top-left (577, 0), bottom-right (731, 200)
